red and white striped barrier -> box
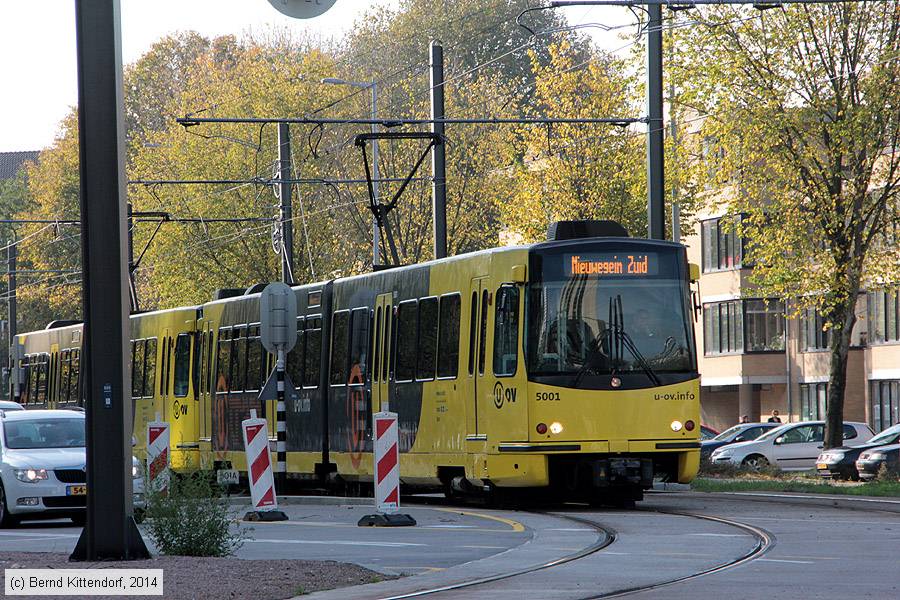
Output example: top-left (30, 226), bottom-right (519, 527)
top-left (374, 411), bottom-right (400, 514)
top-left (241, 410), bottom-right (278, 512)
top-left (146, 418), bottom-right (169, 494)
top-left (358, 411), bottom-right (415, 526)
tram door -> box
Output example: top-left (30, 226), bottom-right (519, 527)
top-left (196, 320), bottom-right (213, 442)
top-left (159, 330), bottom-right (171, 421)
top-left (466, 277), bottom-right (491, 439)
top-left (372, 293), bottom-right (393, 412)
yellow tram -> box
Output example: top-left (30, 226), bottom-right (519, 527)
top-left (12, 221), bottom-right (700, 503)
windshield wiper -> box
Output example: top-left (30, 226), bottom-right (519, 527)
top-left (609, 295), bottom-right (661, 387)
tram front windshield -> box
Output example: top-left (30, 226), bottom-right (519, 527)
top-left (526, 243), bottom-right (697, 389)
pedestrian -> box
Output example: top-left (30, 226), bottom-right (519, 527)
top-left (739, 415), bottom-right (750, 424)
top-left (767, 409), bottom-right (782, 423)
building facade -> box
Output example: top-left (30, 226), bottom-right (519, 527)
top-left (684, 213), bottom-right (900, 433)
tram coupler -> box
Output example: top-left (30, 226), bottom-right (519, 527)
top-left (591, 458), bottom-right (654, 488)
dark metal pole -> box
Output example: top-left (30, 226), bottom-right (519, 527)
top-left (278, 123), bottom-right (295, 284)
top-left (647, 3), bottom-right (666, 240)
top-left (71, 0), bottom-right (149, 561)
top-left (127, 202), bottom-right (138, 312)
top-left (430, 40), bottom-right (448, 259)
top-left (7, 241), bottom-right (16, 401)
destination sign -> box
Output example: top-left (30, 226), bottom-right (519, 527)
top-left (565, 253), bottom-right (659, 277)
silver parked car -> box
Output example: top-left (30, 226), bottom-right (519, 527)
top-left (0, 409), bottom-right (144, 526)
top-left (710, 420), bottom-right (874, 471)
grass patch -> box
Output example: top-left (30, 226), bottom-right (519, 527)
top-left (692, 477), bottom-right (900, 497)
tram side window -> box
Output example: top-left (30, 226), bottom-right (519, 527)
top-left (132, 341), bottom-right (145, 398)
top-left (246, 325), bottom-right (263, 392)
top-left (438, 294), bottom-right (461, 379)
top-left (216, 329), bottom-right (232, 393)
top-left (417, 298), bottom-right (438, 380)
top-left (29, 357), bottom-right (39, 405)
top-left (372, 307), bottom-right (382, 383)
top-left (468, 292), bottom-right (478, 376)
top-left (173, 333), bottom-right (191, 397)
top-left (478, 290), bottom-right (489, 375)
top-left (286, 317), bottom-right (304, 388)
top-left (395, 301), bottom-right (418, 382)
top-left (144, 339), bottom-right (157, 398)
top-left (493, 286), bottom-right (520, 377)
top-left (349, 308), bottom-right (370, 382)
top-left (59, 350), bottom-right (71, 404)
top-left (303, 317), bottom-right (321, 388)
top-left (70, 350), bottom-right (80, 403)
top-left (330, 311), bottom-right (350, 385)
top-left (232, 327), bottom-right (248, 393)
top-left (382, 308), bottom-right (392, 382)
top-left (36, 356), bottom-right (48, 404)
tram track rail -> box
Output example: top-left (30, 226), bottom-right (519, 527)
top-left (376, 505), bottom-right (774, 600)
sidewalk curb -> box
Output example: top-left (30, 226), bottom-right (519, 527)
top-left (665, 490), bottom-right (900, 513)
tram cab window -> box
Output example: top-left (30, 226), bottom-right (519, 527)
top-left (132, 341), bottom-right (145, 398)
top-left (438, 294), bottom-right (461, 379)
top-left (216, 329), bottom-right (232, 394)
top-left (286, 317), bottom-right (305, 388)
top-left (303, 317), bottom-right (322, 388)
top-left (144, 339), bottom-right (157, 398)
top-left (349, 308), bottom-right (370, 383)
top-left (395, 301), bottom-right (418, 382)
top-left (173, 333), bottom-right (191, 397)
top-left (330, 311), bottom-right (350, 385)
top-left (417, 298), bottom-right (438, 380)
top-left (493, 286), bottom-right (520, 377)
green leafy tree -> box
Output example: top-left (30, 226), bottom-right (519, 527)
top-left (674, 4), bottom-right (900, 448)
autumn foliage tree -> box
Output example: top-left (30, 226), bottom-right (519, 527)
top-left (674, 3), bottom-right (900, 448)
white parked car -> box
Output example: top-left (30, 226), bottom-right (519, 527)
top-left (0, 409), bottom-right (144, 527)
top-left (710, 420), bottom-right (874, 471)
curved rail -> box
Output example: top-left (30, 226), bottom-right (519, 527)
top-left (377, 506), bottom-right (774, 600)
top-left (377, 512), bottom-right (617, 600)
top-left (580, 508), bottom-right (774, 599)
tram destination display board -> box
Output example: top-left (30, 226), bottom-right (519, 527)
top-left (565, 253), bottom-right (659, 277)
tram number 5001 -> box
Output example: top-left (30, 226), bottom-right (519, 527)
top-left (535, 392), bottom-right (560, 401)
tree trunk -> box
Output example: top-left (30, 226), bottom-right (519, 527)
top-left (825, 290), bottom-right (859, 449)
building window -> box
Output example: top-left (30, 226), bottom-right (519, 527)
top-left (868, 290), bottom-right (900, 345)
top-left (870, 380), bottom-right (900, 432)
top-left (744, 299), bottom-right (785, 352)
top-left (703, 300), bottom-right (743, 355)
top-left (800, 308), bottom-right (830, 351)
top-left (701, 215), bottom-right (742, 272)
top-left (799, 383), bottom-right (827, 421)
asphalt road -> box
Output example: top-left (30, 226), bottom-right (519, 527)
top-left (2, 493), bottom-right (898, 599)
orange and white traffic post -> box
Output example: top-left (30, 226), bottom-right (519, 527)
top-left (146, 415), bottom-right (169, 494)
top-left (358, 411), bottom-right (416, 527)
top-left (241, 409), bottom-right (287, 521)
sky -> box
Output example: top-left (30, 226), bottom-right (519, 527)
top-left (0, 0), bottom-right (631, 153)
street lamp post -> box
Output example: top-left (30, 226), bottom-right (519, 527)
top-left (322, 78), bottom-right (381, 266)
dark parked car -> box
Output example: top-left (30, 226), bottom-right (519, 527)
top-left (700, 425), bottom-right (719, 441)
top-left (856, 443), bottom-right (900, 480)
top-left (816, 423), bottom-right (900, 480)
top-left (701, 422), bottom-right (781, 459)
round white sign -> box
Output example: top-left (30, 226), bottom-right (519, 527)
top-left (267, 0), bottom-right (337, 19)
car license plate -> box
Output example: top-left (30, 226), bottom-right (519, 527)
top-left (216, 469), bottom-right (239, 486)
top-left (816, 463), bottom-right (828, 470)
top-left (67, 485), bottom-right (87, 496)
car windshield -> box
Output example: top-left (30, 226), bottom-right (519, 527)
top-left (868, 423), bottom-right (900, 445)
top-left (713, 425), bottom-right (744, 441)
top-left (3, 418), bottom-right (85, 449)
top-left (755, 423), bottom-right (794, 442)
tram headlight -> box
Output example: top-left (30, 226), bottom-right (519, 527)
top-left (549, 422), bottom-right (564, 435)
top-left (670, 420), bottom-right (683, 432)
